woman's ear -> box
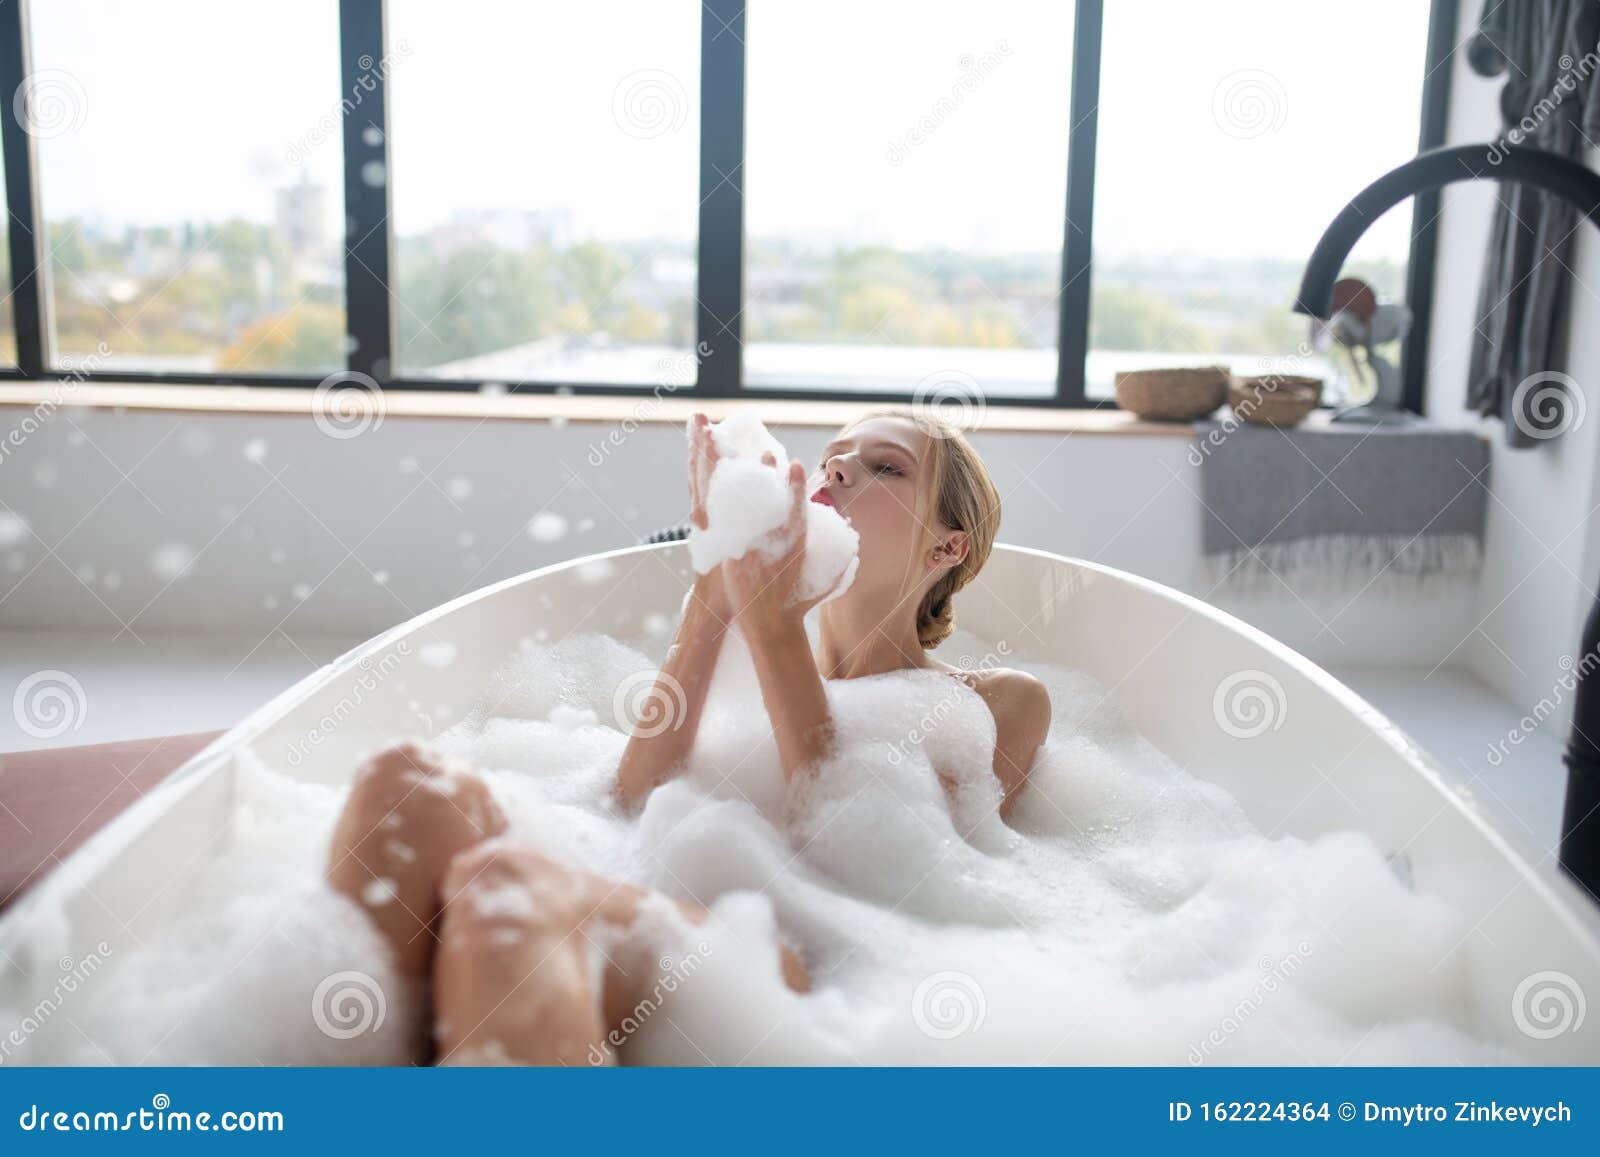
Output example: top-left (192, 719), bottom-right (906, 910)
top-left (931, 531), bottom-right (969, 571)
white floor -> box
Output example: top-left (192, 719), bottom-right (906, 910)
top-left (0, 630), bottom-right (367, 751)
top-left (1329, 666), bottom-right (1567, 861)
top-left (0, 630), bottom-right (1569, 861)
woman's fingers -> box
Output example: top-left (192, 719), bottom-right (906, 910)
top-left (688, 420), bottom-right (706, 530)
top-left (783, 459), bottom-right (807, 544)
top-left (689, 414), bottom-right (717, 531)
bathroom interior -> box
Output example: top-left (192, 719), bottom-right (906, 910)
top-left (1, 0), bottom-right (1599, 1066)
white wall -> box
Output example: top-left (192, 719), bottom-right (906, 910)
top-left (1424, 0), bottom-right (1600, 732)
top-left (0, 400), bottom-right (1475, 669)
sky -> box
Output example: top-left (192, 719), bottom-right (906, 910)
top-left (19, 0), bottom-right (1433, 263)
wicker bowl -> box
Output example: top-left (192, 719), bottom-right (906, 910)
top-left (1113, 366), bottom-right (1230, 422)
top-left (1228, 374), bottom-right (1323, 427)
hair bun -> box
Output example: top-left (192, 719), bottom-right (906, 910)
top-left (917, 577), bottom-right (958, 650)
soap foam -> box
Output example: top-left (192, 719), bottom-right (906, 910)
top-left (0, 625), bottom-right (1519, 1066)
top-left (686, 412), bottom-right (859, 609)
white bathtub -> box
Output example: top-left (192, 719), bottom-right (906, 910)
top-left (2, 541), bottom-right (1597, 1062)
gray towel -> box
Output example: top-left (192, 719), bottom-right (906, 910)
top-left (1467, 0), bottom-right (1600, 447)
top-left (1194, 418), bottom-right (1490, 594)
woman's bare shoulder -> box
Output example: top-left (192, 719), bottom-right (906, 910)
top-left (934, 663), bottom-right (1051, 724)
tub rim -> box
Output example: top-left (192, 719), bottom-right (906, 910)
top-left (6, 539), bottom-right (1599, 963)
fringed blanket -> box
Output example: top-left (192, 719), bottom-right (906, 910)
top-left (1193, 416), bottom-right (1489, 596)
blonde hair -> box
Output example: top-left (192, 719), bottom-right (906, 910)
top-left (841, 407), bottom-right (1001, 650)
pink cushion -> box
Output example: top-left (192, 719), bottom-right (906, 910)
top-left (0, 731), bottom-right (225, 912)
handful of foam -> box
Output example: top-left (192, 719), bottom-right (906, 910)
top-left (686, 411), bottom-right (859, 609)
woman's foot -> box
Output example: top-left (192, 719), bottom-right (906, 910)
top-left (325, 739), bottom-right (507, 984)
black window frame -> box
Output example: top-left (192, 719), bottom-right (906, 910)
top-left (0, 0), bottom-right (1456, 411)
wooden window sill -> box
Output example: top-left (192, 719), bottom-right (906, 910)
top-left (0, 381), bottom-right (1200, 437)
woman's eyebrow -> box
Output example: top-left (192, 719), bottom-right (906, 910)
top-left (820, 438), bottom-right (915, 460)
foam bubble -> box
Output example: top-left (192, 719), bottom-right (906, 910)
top-left (527, 512), bottom-right (568, 544)
top-left (0, 515), bottom-right (29, 553)
top-left (686, 413), bottom-right (859, 609)
top-left (148, 542), bottom-right (193, 581)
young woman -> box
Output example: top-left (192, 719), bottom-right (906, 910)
top-left (324, 407), bottom-right (1052, 1065)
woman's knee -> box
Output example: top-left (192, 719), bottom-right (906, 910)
top-left (439, 840), bottom-right (589, 933)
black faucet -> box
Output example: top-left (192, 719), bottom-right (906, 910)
top-left (1294, 142), bottom-right (1600, 905)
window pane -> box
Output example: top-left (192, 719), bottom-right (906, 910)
top-left (745, 0), bottom-right (1071, 398)
top-left (389, 0), bottom-right (700, 383)
top-left (0, 126), bottom-right (12, 365)
top-left (29, 0), bottom-right (346, 374)
top-left (1090, 0), bottom-right (1431, 399)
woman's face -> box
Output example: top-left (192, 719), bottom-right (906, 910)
top-left (807, 416), bottom-right (948, 598)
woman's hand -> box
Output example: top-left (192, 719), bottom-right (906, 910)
top-left (687, 411), bottom-right (720, 533)
top-left (686, 412), bottom-right (731, 623)
top-left (721, 451), bottom-right (841, 638)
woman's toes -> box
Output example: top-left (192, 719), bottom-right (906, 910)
top-left (341, 738), bottom-right (507, 849)
top-left (326, 738), bottom-right (508, 981)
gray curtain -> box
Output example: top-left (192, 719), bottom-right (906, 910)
top-left (1466, 0), bottom-right (1600, 446)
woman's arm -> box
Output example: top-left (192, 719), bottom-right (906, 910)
top-left (722, 455), bottom-right (845, 789)
top-left (612, 412), bottom-right (734, 811)
top-left (973, 670), bottom-right (1052, 820)
top-left (612, 570), bottom-right (730, 810)
top-left (742, 609), bottom-right (835, 788)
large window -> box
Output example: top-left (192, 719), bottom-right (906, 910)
top-left (0, 0), bottom-right (1446, 407)
top-left (0, 127), bottom-right (13, 366)
top-left (1089, 0), bottom-right (1433, 400)
top-left (387, 0), bottom-right (700, 383)
top-left (745, 0), bottom-right (1071, 398)
top-left (27, 0), bottom-right (346, 374)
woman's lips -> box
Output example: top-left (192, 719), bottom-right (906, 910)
top-left (810, 487), bottom-right (835, 507)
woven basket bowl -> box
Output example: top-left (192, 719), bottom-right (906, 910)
top-left (1228, 374), bottom-right (1323, 428)
top-left (1112, 366), bottom-right (1230, 422)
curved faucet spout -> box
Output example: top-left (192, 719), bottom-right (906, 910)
top-left (1295, 144), bottom-right (1600, 319)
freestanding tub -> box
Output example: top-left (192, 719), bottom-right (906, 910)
top-left (2, 541), bottom-right (1597, 1063)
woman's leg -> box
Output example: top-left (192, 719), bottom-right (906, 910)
top-left (325, 739), bottom-right (507, 985)
top-left (431, 841), bottom-right (810, 1066)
